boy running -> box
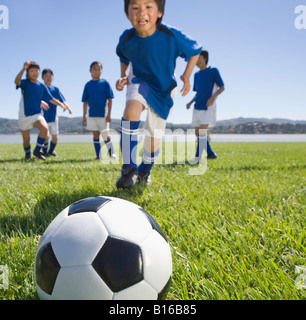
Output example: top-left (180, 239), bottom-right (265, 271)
top-left (42, 68), bottom-right (72, 157)
top-left (15, 61), bottom-right (69, 160)
top-left (187, 50), bottom-right (225, 161)
top-left (116, 0), bottom-right (202, 189)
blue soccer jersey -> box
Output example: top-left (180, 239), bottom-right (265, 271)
top-left (116, 24), bottom-right (202, 120)
top-left (43, 86), bottom-right (66, 123)
top-left (17, 79), bottom-right (53, 116)
top-left (82, 79), bottom-right (114, 117)
top-left (193, 67), bottom-right (224, 110)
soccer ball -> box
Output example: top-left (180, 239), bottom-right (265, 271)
top-left (34, 196), bottom-right (172, 300)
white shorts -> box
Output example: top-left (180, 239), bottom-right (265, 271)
top-left (18, 97), bottom-right (44, 131)
top-left (126, 64), bottom-right (177, 139)
top-left (192, 105), bottom-right (217, 128)
top-left (47, 118), bottom-right (59, 135)
top-left (86, 116), bottom-right (109, 132)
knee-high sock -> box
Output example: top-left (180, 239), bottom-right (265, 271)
top-left (206, 138), bottom-right (216, 157)
top-left (93, 138), bottom-right (101, 158)
top-left (195, 131), bottom-right (207, 160)
top-left (104, 137), bottom-right (115, 157)
top-left (34, 136), bottom-right (46, 153)
top-left (24, 145), bottom-right (31, 156)
top-left (120, 118), bottom-right (140, 169)
top-left (48, 141), bottom-right (57, 154)
top-left (138, 148), bottom-right (160, 173)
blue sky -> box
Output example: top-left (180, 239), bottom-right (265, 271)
top-left (1, 0), bottom-right (305, 123)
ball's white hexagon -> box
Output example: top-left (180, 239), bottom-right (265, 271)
top-left (37, 207), bottom-right (69, 252)
top-left (52, 265), bottom-right (113, 300)
top-left (52, 212), bottom-right (108, 267)
top-left (113, 280), bottom-right (157, 300)
top-left (97, 198), bottom-right (152, 244)
top-left (141, 230), bottom-right (172, 293)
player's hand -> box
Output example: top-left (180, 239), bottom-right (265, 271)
top-left (24, 61), bottom-right (31, 70)
top-left (180, 75), bottom-right (191, 96)
top-left (65, 104), bottom-right (73, 114)
top-left (116, 77), bottom-right (128, 91)
top-left (41, 101), bottom-right (49, 111)
top-left (106, 114), bottom-right (111, 123)
top-left (186, 102), bottom-right (192, 110)
top-left (207, 96), bottom-right (215, 107)
top-left (82, 117), bottom-right (87, 127)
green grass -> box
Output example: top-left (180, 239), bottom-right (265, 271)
top-left (0, 142), bottom-right (305, 300)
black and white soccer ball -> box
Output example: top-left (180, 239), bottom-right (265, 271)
top-left (34, 196), bottom-right (172, 300)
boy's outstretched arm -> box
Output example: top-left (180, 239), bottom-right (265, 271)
top-left (15, 61), bottom-right (30, 87)
top-left (49, 98), bottom-right (70, 113)
top-left (180, 54), bottom-right (200, 96)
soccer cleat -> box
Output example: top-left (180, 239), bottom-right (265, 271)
top-left (34, 151), bottom-right (46, 160)
top-left (137, 172), bottom-right (152, 186)
top-left (110, 154), bottom-right (118, 160)
top-left (48, 151), bottom-right (57, 157)
top-left (116, 165), bottom-right (138, 189)
top-left (25, 153), bottom-right (32, 160)
top-left (207, 154), bottom-right (217, 160)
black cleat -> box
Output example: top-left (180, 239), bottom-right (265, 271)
top-left (137, 171), bottom-right (152, 186)
top-left (116, 165), bottom-right (138, 189)
top-left (33, 151), bottom-right (46, 160)
top-left (48, 151), bottom-right (57, 157)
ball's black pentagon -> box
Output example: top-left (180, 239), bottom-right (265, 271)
top-left (35, 242), bottom-right (61, 295)
top-left (92, 237), bottom-right (143, 292)
top-left (158, 276), bottom-right (172, 300)
top-left (68, 197), bottom-right (111, 216)
top-left (139, 208), bottom-right (167, 241)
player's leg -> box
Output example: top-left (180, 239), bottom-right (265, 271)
top-left (21, 129), bottom-right (31, 159)
top-left (93, 130), bottom-right (101, 159)
top-left (33, 118), bottom-right (49, 160)
top-left (48, 134), bottom-right (58, 156)
top-left (48, 121), bottom-right (59, 156)
top-left (116, 100), bottom-right (144, 189)
top-left (206, 136), bottom-right (217, 159)
top-left (101, 131), bottom-right (117, 159)
top-left (137, 136), bottom-right (161, 185)
top-left (137, 106), bottom-right (166, 185)
top-left (42, 124), bottom-right (50, 155)
top-left (195, 124), bottom-right (209, 161)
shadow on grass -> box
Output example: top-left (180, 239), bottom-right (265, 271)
top-left (0, 184), bottom-right (147, 237)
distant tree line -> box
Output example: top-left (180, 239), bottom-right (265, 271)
top-left (0, 117), bottom-right (306, 134)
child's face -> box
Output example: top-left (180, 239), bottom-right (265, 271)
top-left (42, 72), bottom-right (53, 86)
top-left (90, 64), bottom-right (102, 80)
top-left (127, 0), bottom-right (163, 37)
top-left (27, 67), bottom-right (40, 82)
top-left (196, 55), bottom-right (207, 69)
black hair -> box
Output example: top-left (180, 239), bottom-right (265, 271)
top-left (90, 61), bottom-right (103, 71)
top-left (26, 62), bottom-right (40, 80)
top-left (200, 49), bottom-right (209, 64)
top-left (124, 0), bottom-right (165, 25)
top-left (42, 68), bottom-right (53, 77)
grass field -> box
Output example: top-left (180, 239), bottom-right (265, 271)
top-left (0, 141), bottom-right (305, 300)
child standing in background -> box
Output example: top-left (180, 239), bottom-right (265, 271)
top-left (82, 61), bottom-right (117, 160)
top-left (186, 50), bottom-right (225, 161)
